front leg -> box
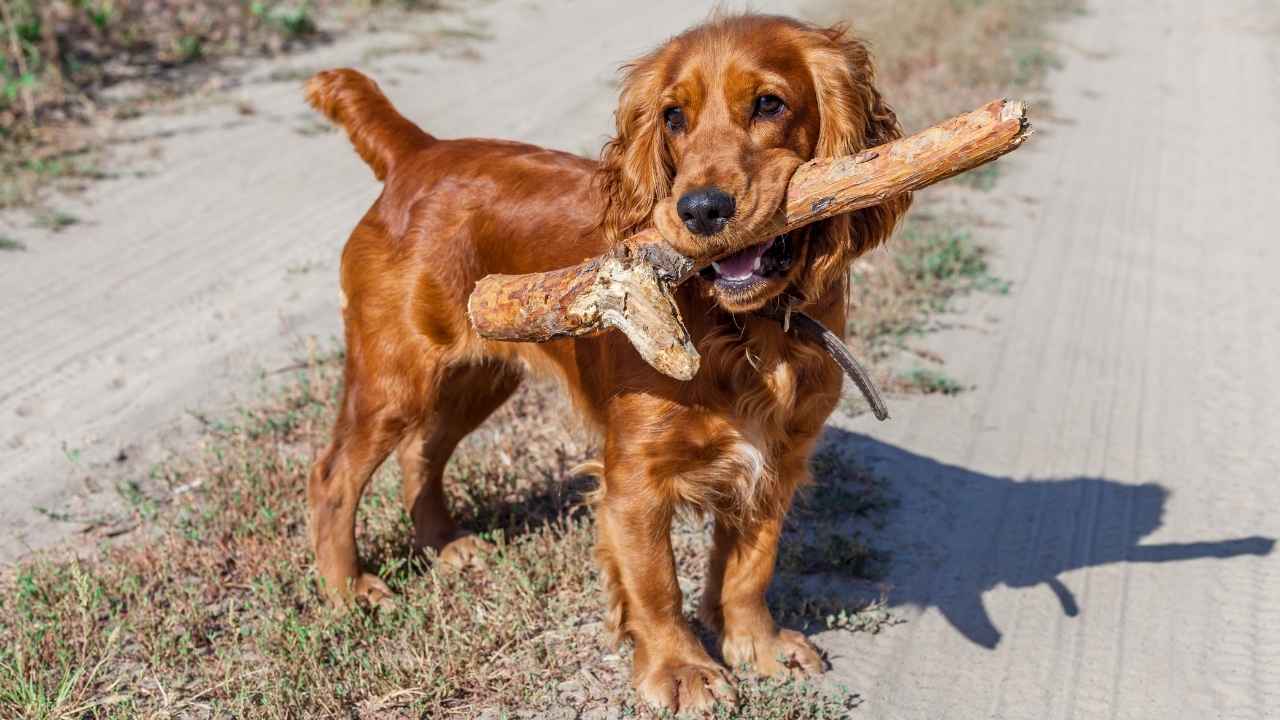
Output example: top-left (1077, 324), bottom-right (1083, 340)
top-left (595, 471), bottom-right (737, 713)
top-left (699, 511), bottom-right (826, 678)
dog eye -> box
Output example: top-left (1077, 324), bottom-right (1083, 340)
top-left (663, 106), bottom-right (686, 132)
top-left (753, 94), bottom-right (786, 118)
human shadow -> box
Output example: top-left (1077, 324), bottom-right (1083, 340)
top-left (814, 428), bottom-right (1275, 649)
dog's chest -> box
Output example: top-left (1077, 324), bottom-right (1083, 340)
top-left (674, 352), bottom-right (825, 512)
top-left (714, 336), bottom-right (816, 430)
top-left (721, 357), bottom-right (798, 465)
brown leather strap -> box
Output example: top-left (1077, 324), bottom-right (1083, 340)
top-left (758, 305), bottom-right (890, 422)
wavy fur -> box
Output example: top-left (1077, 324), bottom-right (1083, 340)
top-left (304, 16), bottom-right (907, 712)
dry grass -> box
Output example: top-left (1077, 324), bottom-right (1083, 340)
top-left (0, 358), bottom-right (873, 718)
top-left (0, 0), bottom-right (441, 130)
top-left (811, 0), bottom-right (1082, 132)
top-left (0, 0), bottom-right (442, 211)
top-left (0, 0), bottom-right (1080, 717)
top-left (848, 212), bottom-right (1009, 360)
top-left (825, 0), bottom-right (1082, 393)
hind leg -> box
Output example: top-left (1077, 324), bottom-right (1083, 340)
top-left (309, 386), bottom-right (408, 607)
top-left (397, 362), bottom-right (522, 567)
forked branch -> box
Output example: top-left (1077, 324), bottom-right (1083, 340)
top-left (468, 98), bottom-right (1032, 380)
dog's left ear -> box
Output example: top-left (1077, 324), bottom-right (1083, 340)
top-left (809, 26), bottom-right (902, 158)
top-left (799, 26), bottom-right (912, 301)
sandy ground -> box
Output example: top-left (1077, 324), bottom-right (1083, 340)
top-left (1, 0), bottom-right (1278, 717)
top-left (819, 1), bottom-right (1280, 717)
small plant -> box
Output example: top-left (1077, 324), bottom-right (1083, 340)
top-left (81, 1), bottom-right (115, 30)
top-left (33, 208), bottom-right (78, 231)
top-left (0, 235), bottom-right (25, 251)
top-left (898, 225), bottom-right (990, 286)
top-left (897, 367), bottom-right (968, 395)
top-left (252, 1), bottom-right (317, 37)
top-left (825, 600), bottom-right (903, 634)
top-left (848, 212), bottom-right (1011, 361)
top-left (173, 35), bottom-right (203, 63)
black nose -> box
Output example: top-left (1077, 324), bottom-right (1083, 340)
top-left (676, 187), bottom-right (736, 236)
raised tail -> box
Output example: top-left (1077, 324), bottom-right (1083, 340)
top-left (305, 69), bottom-right (434, 182)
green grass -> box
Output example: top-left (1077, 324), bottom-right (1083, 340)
top-left (896, 367), bottom-right (969, 396)
top-left (1, 143), bottom-right (102, 210)
top-left (849, 214), bottom-right (1011, 356)
top-left (0, 0), bottom-right (449, 133)
top-left (0, 235), bottom-right (24, 251)
top-left (0, 0), bottom-right (447, 211)
top-left (896, 224), bottom-right (1008, 296)
top-left (766, 448), bottom-right (900, 637)
top-left (251, 1), bottom-right (318, 38)
top-left (33, 208), bottom-right (78, 231)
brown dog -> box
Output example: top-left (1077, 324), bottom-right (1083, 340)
top-left (305, 14), bottom-right (908, 713)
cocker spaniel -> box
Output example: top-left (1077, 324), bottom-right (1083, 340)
top-left (304, 13), bottom-right (908, 713)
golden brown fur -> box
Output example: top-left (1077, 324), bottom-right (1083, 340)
top-left (304, 14), bottom-right (908, 713)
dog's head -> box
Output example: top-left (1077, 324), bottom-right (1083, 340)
top-left (598, 14), bottom-right (910, 313)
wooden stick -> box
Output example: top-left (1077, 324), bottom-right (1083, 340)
top-left (468, 98), bottom-right (1031, 379)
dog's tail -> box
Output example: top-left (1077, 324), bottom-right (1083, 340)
top-left (305, 69), bottom-right (434, 182)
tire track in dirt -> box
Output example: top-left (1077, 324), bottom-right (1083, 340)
top-left (820, 1), bottom-right (1280, 718)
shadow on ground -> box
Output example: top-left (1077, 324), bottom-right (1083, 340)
top-left (820, 428), bottom-right (1275, 649)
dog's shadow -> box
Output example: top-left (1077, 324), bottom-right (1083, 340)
top-left (367, 420), bottom-right (1273, 653)
top-left (808, 427), bottom-right (1275, 649)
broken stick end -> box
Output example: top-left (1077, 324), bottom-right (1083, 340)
top-left (1001, 98), bottom-right (1033, 139)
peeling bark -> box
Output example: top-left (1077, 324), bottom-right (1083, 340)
top-left (467, 98), bottom-right (1032, 378)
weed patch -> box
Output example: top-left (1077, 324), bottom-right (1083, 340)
top-left (0, 0), bottom-right (443, 210)
top-left (0, 0), bottom-right (448, 132)
top-left (33, 207), bottom-right (77, 231)
top-left (848, 213), bottom-right (1009, 358)
top-left (825, 0), bottom-right (1080, 392)
top-left (895, 367), bottom-right (970, 396)
top-left (811, 0), bottom-right (1082, 132)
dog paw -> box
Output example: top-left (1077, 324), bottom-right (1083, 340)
top-left (352, 572), bottom-right (396, 611)
top-left (437, 533), bottom-right (492, 570)
top-left (722, 628), bottom-right (826, 678)
top-left (636, 660), bottom-right (737, 715)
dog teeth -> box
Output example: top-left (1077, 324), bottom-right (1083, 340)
top-left (712, 261), bottom-right (723, 274)
top-left (752, 255), bottom-right (762, 272)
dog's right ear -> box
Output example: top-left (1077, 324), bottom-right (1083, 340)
top-left (597, 54), bottom-right (676, 243)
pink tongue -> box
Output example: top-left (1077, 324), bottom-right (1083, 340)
top-left (715, 240), bottom-right (771, 279)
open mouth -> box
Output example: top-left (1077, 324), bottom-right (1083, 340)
top-left (699, 234), bottom-right (794, 291)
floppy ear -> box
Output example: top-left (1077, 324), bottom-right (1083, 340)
top-left (597, 55), bottom-right (675, 243)
top-left (798, 26), bottom-right (912, 302)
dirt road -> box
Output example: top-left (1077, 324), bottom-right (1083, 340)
top-left (819, 2), bottom-right (1280, 717)
top-left (0, 0), bottom-right (802, 560)
top-left (2, 1), bottom-right (1277, 717)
